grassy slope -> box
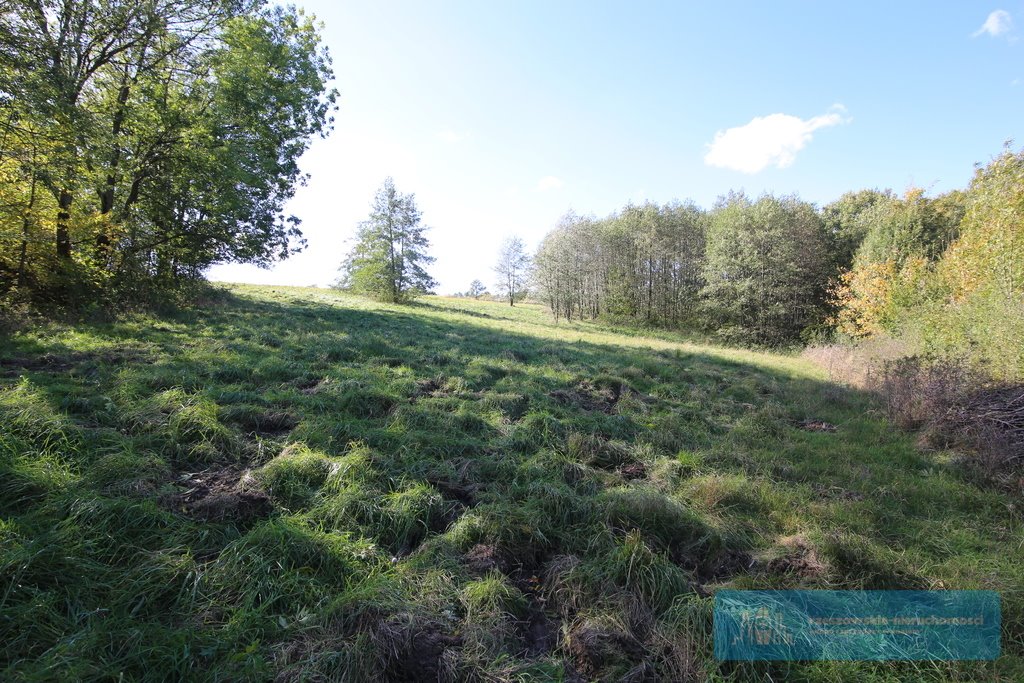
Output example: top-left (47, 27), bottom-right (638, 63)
top-left (1, 284), bottom-right (1021, 682)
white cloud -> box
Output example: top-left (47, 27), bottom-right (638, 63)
top-left (703, 105), bottom-right (850, 174)
top-left (537, 175), bottom-right (564, 191)
top-left (973, 10), bottom-right (1013, 37)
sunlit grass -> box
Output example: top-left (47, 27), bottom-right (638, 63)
top-left (0, 283), bottom-right (1021, 680)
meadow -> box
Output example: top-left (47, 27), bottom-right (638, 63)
top-left (1, 284), bottom-right (1021, 681)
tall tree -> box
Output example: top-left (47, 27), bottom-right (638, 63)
top-left (0, 1), bottom-right (336, 305)
top-left (494, 235), bottom-right (530, 306)
top-left (702, 193), bottom-right (831, 345)
top-left (468, 279), bottom-right (485, 298)
top-left (337, 178), bottom-right (437, 303)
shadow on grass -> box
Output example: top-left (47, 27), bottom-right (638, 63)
top-left (2, 287), bottom-right (1022, 680)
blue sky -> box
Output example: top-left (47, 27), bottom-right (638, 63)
top-left (208, 1), bottom-right (1024, 294)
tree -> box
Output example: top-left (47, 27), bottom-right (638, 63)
top-left (702, 193), bottom-right (831, 345)
top-left (468, 279), bottom-right (486, 298)
top-left (0, 1), bottom-right (336, 306)
top-left (337, 178), bottom-right (437, 303)
top-left (494, 236), bottom-right (531, 306)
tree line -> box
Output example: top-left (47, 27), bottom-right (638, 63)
top-left (0, 0), bottom-right (336, 309)
top-left (527, 159), bottom-right (1015, 351)
top-left (532, 194), bottom-right (836, 345)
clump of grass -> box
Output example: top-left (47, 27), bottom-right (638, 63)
top-left (207, 517), bottom-right (380, 613)
top-left (595, 531), bottom-right (691, 613)
top-left (314, 480), bottom-right (450, 553)
top-left (123, 389), bottom-right (236, 463)
top-left (461, 571), bottom-right (528, 619)
top-left (256, 444), bottom-right (334, 509)
top-left (600, 486), bottom-right (720, 560)
top-left (86, 449), bottom-right (170, 496)
top-left (566, 432), bottom-right (633, 469)
top-left (446, 502), bottom-right (552, 562)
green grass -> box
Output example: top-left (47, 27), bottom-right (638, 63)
top-left (1, 284), bottom-right (1022, 681)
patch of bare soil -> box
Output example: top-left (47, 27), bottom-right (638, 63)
top-left (0, 349), bottom-right (150, 375)
top-left (694, 548), bottom-right (755, 582)
top-left (617, 462), bottom-right (647, 481)
top-left (427, 477), bottom-right (478, 508)
top-left (225, 408), bottom-right (300, 436)
top-left (376, 616), bottom-right (462, 682)
top-left (762, 535), bottom-right (826, 578)
top-left (517, 573), bottom-right (558, 658)
top-left (565, 620), bottom-right (644, 680)
top-left (164, 467), bottom-right (272, 524)
top-left (797, 419), bottom-right (838, 433)
top-left (294, 377), bottom-right (330, 395)
top-left (549, 380), bottom-right (653, 415)
top-left (549, 381), bottom-right (617, 413)
top-left (463, 543), bottom-right (513, 575)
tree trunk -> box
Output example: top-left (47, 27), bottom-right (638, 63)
top-left (56, 189), bottom-right (73, 259)
top-left (17, 175), bottom-right (37, 287)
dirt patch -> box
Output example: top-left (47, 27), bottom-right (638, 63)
top-left (464, 543), bottom-right (513, 575)
top-left (762, 535), bottom-right (826, 578)
top-left (0, 349), bottom-right (150, 376)
top-left (164, 467), bottom-right (272, 524)
top-left (413, 377), bottom-right (446, 398)
top-left (797, 419), bottom-right (838, 433)
top-left (295, 377), bottom-right (330, 395)
top-left (565, 620), bottom-right (644, 679)
top-left (618, 462), bottom-right (647, 481)
top-left (517, 573), bottom-right (558, 657)
top-left (695, 548), bottom-right (755, 582)
top-left (223, 407), bottom-right (300, 436)
top-left (428, 477), bottom-right (478, 508)
top-left (376, 616), bottom-right (462, 682)
top-left (549, 381), bottom-right (618, 413)
top-left (549, 380), bottom-right (653, 415)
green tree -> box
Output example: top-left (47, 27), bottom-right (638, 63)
top-left (853, 188), bottom-right (964, 268)
top-left (0, 1), bottom-right (336, 306)
top-left (468, 279), bottom-right (486, 298)
top-left (337, 178), bottom-right (437, 303)
top-left (702, 193), bottom-right (831, 345)
top-left (494, 236), bottom-right (531, 306)
top-left (821, 189), bottom-right (895, 271)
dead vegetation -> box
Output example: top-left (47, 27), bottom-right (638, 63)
top-left (805, 344), bottom-right (1024, 487)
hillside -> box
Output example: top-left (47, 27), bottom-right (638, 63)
top-left (2, 284), bottom-right (1021, 681)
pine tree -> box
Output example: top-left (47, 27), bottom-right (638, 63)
top-left (337, 178), bottom-right (437, 302)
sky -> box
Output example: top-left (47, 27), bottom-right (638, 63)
top-left (208, 1), bottom-right (1024, 294)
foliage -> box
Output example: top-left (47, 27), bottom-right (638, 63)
top-left (534, 201), bottom-right (706, 326)
top-left (701, 193), bottom-right (832, 345)
top-left (830, 147), bottom-right (1023, 380)
top-left (493, 235), bottom-right (531, 306)
top-left (0, 1), bottom-right (336, 308)
top-left (336, 177), bottom-right (437, 303)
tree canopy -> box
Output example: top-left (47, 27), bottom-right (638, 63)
top-left (0, 0), bottom-right (336, 307)
top-left (336, 178), bottom-right (437, 303)
top-left (493, 236), bottom-right (531, 306)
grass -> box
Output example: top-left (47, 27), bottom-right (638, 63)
top-left (0, 283), bottom-right (1022, 681)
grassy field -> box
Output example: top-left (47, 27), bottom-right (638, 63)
top-left (1, 284), bottom-right (1022, 681)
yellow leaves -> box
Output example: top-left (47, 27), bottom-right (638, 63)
top-left (832, 261), bottom-right (897, 337)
